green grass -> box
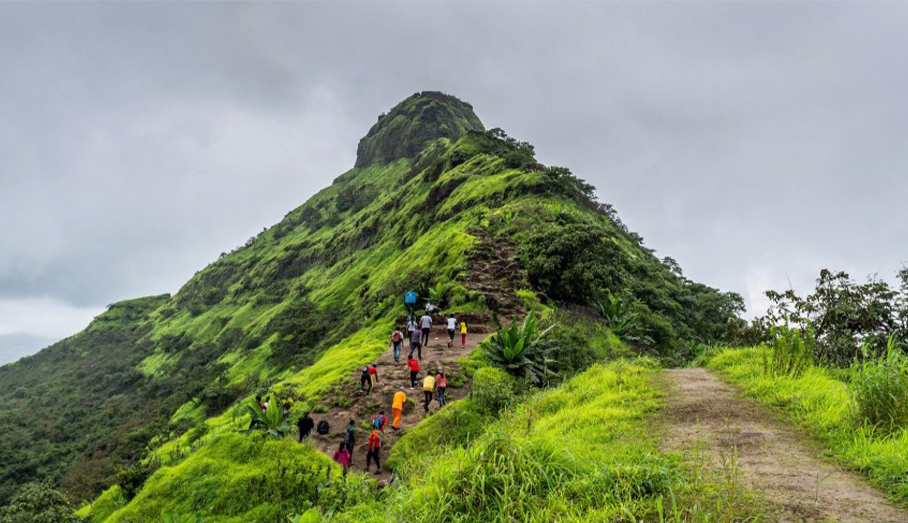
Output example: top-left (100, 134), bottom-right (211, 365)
top-left (706, 346), bottom-right (908, 504)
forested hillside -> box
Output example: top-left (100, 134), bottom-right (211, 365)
top-left (0, 92), bottom-right (743, 520)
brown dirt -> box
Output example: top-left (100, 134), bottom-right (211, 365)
top-left (659, 368), bottom-right (908, 523)
top-left (306, 325), bottom-right (489, 483)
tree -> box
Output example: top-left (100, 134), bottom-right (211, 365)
top-left (0, 483), bottom-right (83, 523)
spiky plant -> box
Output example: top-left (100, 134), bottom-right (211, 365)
top-left (244, 397), bottom-right (291, 438)
top-left (484, 311), bottom-right (556, 385)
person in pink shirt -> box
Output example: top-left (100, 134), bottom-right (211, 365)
top-left (435, 369), bottom-right (448, 407)
top-left (332, 441), bottom-right (351, 475)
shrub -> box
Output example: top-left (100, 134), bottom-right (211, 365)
top-left (244, 398), bottom-right (291, 438)
top-left (0, 482), bottom-right (83, 523)
top-left (851, 336), bottom-right (908, 431)
top-left (483, 311), bottom-right (556, 385)
top-left (762, 322), bottom-right (813, 379)
top-left (471, 367), bottom-right (516, 415)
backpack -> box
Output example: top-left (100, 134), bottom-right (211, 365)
top-left (344, 427), bottom-right (356, 445)
top-left (316, 420), bottom-right (330, 435)
top-left (372, 415), bottom-right (384, 429)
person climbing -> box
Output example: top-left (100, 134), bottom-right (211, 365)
top-left (460, 319), bottom-right (468, 348)
top-left (368, 362), bottom-right (378, 390)
top-left (365, 428), bottom-right (382, 474)
top-left (333, 441), bottom-right (351, 475)
top-left (420, 312), bottom-right (433, 348)
top-left (423, 372), bottom-right (436, 413)
top-left (446, 315), bottom-right (457, 348)
top-left (343, 420), bottom-right (357, 464)
top-left (360, 366), bottom-right (373, 395)
top-left (409, 327), bottom-right (423, 360)
top-left (391, 326), bottom-right (404, 363)
top-left (297, 412), bottom-right (314, 441)
top-left (407, 356), bottom-right (419, 389)
top-left (435, 369), bottom-right (447, 407)
top-left (371, 409), bottom-right (387, 433)
top-left (392, 386), bottom-right (406, 430)
top-left (406, 316), bottom-right (418, 351)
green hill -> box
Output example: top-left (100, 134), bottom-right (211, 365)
top-left (0, 92), bottom-right (743, 520)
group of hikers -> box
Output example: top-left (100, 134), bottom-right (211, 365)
top-left (291, 309), bottom-right (468, 476)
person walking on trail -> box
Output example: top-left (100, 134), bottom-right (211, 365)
top-left (371, 410), bottom-right (387, 433)
top-left (407, 356), bottom-right (419, 389)
top-left (460, 320), bottom-right (468, 348)
top-left (297, 412), bottom-right (314, 441)
top-left (333, 441), bottom-right (351, 475)
top-left (368, 363), bottom-right (378, 389)
top-left (360, 366), bottom-right (373, 395)
top-left (343, 420), bottom-right (357, 463)
top-left (391, 327), bottom-right (404, 363)
top-left (423, 372), bottom-right (436, 413)
top-left (420, 313), bottom-right (433, 348)
top-left (446, 315), bottom-right (457, 348)
top-left (365, 429), bottom-right (383, 474)
top-left (392, 387), bottom-right (406, 430)
top-left (435, 370), bottom-right (447, 407)
top-left (406, 317), bottom-right (418, 351)
top-left (409, 328), bottom-right (423, 360)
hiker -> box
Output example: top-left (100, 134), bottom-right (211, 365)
top-left (392, 386), bottom-right (406, 430)
top-left (368, 363), bottom-right (379, 389)
top-left (460, 319), bottom-right (467, 347)
top-left (446, 315), bottom-right (457, 348)
top-left (435, 369), bottom-right (447, 407)
top-left (407, 356), bottom-right (419, 389)
top-left (420, 312), bottom-right (433, 348)
top-left (409, 327), bottom-right (423, 360)
top-left (255, 395), bottom-right (267, 413)
top-left (371, 410), bottom-right (387, 433)
top-left (426, 301), bottom-right (436, 314)
top-left (391, 326), bottom-right (404, 363)
top-left (423, 372), bottom-right (436, 412)
top-left (333, 441), bottom-right (351, 475)
top-left (297, 412), bottom-right (314, 441)
top-left (343, 420), bottom-right (357, 463)
top-left (365, 428), bottom-right (382, 474)
top-left (406, 317), bottom-right (418, 351)
top-left (360, 366), bottom-right (373, 395)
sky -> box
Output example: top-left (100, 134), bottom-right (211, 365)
top-left (1, 2), bottom-right (906, 364)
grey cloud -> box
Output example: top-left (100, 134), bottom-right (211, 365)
top-left (1, 1), bottom-right (906, 356)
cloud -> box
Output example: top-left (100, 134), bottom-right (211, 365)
top-left (1, 1), bottom-right (906, 354)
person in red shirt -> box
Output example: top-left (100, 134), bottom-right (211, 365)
top-left (368, 363), bottom-right (378, 388)
top-left (407, 357), bottom-right (419, 389)
top-left (365, 429), bottom-right (382, 474)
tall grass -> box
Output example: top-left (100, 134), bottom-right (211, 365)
top-left (851, 335), bottom-right (908, 431)
top-left (762, 322), bottom-right (813, 379)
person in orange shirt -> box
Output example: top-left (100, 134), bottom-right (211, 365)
top-left (392, 386), bottom-right (406, 430)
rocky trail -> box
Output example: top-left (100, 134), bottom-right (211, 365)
top-left (308, 317), bottom-right (491, 483)
top-left (660, 368), bottom-right (908, 523)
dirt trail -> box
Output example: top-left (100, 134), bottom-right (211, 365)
top-left (308, 321), bottom-right (490, 483)
top-left (660, 368), bottom-right (907, 523)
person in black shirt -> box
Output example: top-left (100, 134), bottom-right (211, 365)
top-left (297, 412), bottom-right (314, 442)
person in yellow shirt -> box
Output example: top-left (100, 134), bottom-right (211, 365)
top-left (422, 373), bottom-right (436, 413)
top-left (460, 320), bottom-right (467, 347)
top-left (392, 387), bottom-right (406, 430)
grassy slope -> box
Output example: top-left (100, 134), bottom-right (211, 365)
top-left (5, 92), bottom-right (741, 513)
top-left (705, 347), bottom-right (908, 504)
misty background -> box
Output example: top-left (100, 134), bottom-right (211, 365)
top-left (1, 2), bottom-right (906, 364)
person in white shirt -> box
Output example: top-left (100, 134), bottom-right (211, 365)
top-left (446, 315), bottom-right (457, 348)
top-left (420, 313), bottom-right (432, 347)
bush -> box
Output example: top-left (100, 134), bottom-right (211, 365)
top-left (471, 367), bottom-right (516, 415)
top-left (483, 312), bottom-right (556, 385)
top-left (762, 322), bottom-right (814, 379)
top-left (851, 336), bottom-right (908, 431)
top-left (0, 482), bottom-right (83, 523)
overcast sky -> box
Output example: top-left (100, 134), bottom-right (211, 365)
top-left (1, 2), bottom-right (906, 364)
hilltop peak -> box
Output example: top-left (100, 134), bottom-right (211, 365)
top-left (355, 91), bottom-right (485, 167)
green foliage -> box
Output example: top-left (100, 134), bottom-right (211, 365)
top-left (851, 335), bottom-right (908, 431)
top-left (0, 482), bottom-right (83, 523)
top-left (762, 321), bottom-right (814, 379)
top-left (244, 398), bottom-right (291, 438)
top-left (707, 347), bottom-right (908, 504)
top-left (160, 515), bottom-right (202, 523)
top-left (470, 368), bottom-right (516, 415)
top-left (484, 312), bottom-right (556, 385)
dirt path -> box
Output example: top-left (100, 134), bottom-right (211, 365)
top-left (308, 321), bottom-right (490, 483)
top-left (659, 368), bottom-right (907, 522)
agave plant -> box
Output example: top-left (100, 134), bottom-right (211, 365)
top-left (593, 291), bottom-right (636, 338)
top-left (244, 396), bottom-right (291, 438)
top-left (428, 282), bottom-right (447, 308)
top-left (484, 311), bottom-right (556, 384)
